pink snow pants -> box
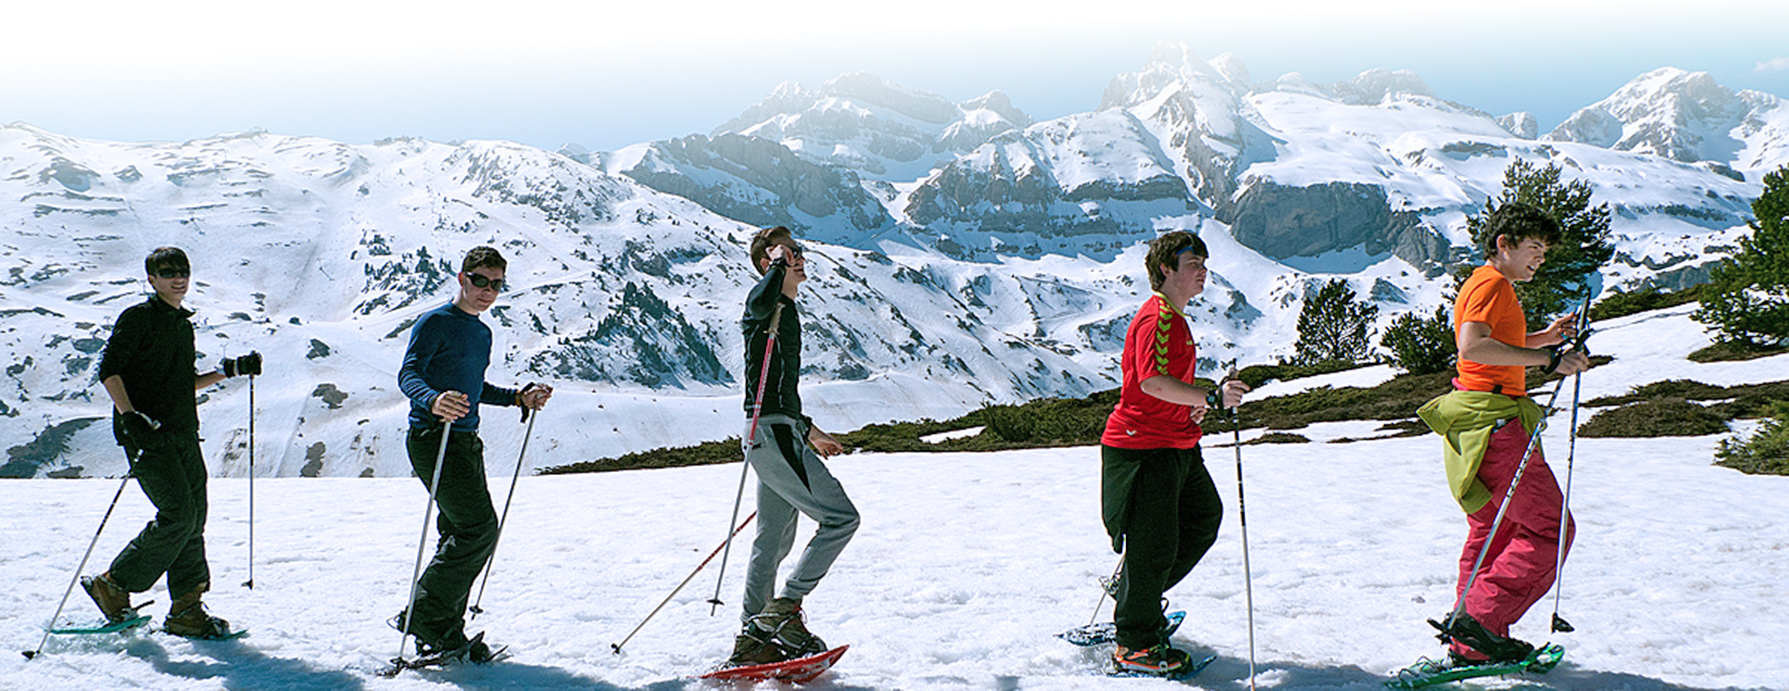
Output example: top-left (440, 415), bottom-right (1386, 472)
top-left (1454, 417), bottom-right (1575, 648)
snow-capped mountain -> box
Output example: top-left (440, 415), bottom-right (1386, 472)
top-left (5, 43), bottom-right (1786, 479)
top-left (2, 124), bottom-right (1212, 480)
top-left (1545, 67), bottom-right (1789, 176)
top-left (710, 71), bottom-right (1033, 182)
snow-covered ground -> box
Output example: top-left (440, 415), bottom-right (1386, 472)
top-left (3, 310), bottom-right (1786, 690)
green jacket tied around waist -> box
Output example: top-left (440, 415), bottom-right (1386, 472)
top-left (1416, 390), bottom-right (1543, 514)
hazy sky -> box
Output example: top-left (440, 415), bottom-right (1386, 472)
top-left (4, 0), bottom-right (1788, 153)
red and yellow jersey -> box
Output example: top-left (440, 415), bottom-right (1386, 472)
top-left (1454, 265), bottom-right (1529, 397)
top-left (1102, 293), bottom-right (1202, 449)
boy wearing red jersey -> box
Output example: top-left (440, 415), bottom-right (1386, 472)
top-left (1100, 231), bottom-right (1248, 675)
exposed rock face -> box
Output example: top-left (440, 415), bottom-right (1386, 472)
top-left (902, 110), bottom-right (1193, 260)
top-left (1228, 181), bottom-right (1444, 267)
top-left (614, 133), bottom-right (894, 245)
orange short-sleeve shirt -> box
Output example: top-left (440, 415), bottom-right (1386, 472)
top-left (1454, 265), bottom-right (1529, 396)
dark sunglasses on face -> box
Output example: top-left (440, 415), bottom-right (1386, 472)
top-left (464, 272), bottom-right (505, 292)
top-left (155, 267), bottom-right (190, 279)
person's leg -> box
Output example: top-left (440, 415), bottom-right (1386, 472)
top-left (107, 436), bottom-right (206, 594)
top-left (1110, 446), bottom-right (1182, 651)
top-left (743, 422), bottom-right (802, 620)
top-left (1162, 447), bottom-right (1222, 592)
top-left (767, 423), bottom-right (859, 603)
top-left (406, 428), bottom-right (499, 649)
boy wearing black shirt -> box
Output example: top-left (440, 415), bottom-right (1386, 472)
top-left (85, 247), bottom-right (260, 639)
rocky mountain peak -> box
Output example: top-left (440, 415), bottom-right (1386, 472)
top-left (1544, 66), bottom-right (1782, 166)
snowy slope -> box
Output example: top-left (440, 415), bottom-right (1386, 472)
top-left (2, 307), bottom-right (1785, 690)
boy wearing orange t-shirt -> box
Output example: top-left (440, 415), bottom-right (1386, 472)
top-left (1421, 202), bottom-right (1589, 665)
top-left (1098, 231), bottom-right (1249, 676)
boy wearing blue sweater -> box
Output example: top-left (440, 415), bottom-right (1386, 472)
top-left (395, 246), bottom-right (550, 661)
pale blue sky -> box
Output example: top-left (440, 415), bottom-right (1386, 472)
top-left (4, 0), bottom-right (1786, 153)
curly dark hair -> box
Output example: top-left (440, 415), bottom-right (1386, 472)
top-left (1482, 202), bottom-right (1563, 256)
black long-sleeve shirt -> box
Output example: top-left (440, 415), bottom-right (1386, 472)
top-left (97, 296), bottom-right (199, 433)
top-left (742, 261), bottom-right (805, 424)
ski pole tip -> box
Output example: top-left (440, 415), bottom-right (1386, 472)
top-left (21, 650), bottom-right (38, 660)
top-left (241, 580), bottom-right (253, 589)
top-left (610, 643), bottom-right (624, 655)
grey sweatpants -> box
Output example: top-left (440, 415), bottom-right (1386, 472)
top-left (741, 414), bottom-right (860, 620)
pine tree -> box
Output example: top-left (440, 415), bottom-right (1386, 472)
top-left (1381, 304), bottom-right (1456, 375)
top-left (1694, 165), bottom-right (1789, 346)
top-left (1290, 279), bottom-right (1379, 367)
top-left (1464, 160), bottom-right (1615, 329)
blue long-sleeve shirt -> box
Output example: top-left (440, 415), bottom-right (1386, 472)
top-left (399, 302), bottom-right (518, 432)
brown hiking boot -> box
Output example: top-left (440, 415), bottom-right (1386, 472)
top-left (165, 585), bottom-right (231, 639)
top-left (82, 573), bottom-right (135, 624)
top-left (726, 628), bottom-right (787, 666)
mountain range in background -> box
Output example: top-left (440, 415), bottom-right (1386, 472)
top-left (3, 42), bottom-right (1785, 479)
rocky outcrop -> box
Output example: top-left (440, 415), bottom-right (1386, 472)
top-left (615, 134), bottom-right (894, 243)
top-left (1228, 181), bottom-right (1446, 268)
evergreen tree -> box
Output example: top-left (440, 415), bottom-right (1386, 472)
top-left (1464, 159), bottom-right (1615, 329)
top-left (1381, 304), bottom-right (1456, 375)
top-left (1290, 279), bottom-right (1379, 367)
top-left (1694, 165), bottom-right (1789, 346)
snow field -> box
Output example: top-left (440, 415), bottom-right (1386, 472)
top-left (3, 424), bottom-right (1786, 689)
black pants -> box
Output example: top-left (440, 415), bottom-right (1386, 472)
top-left (1107, 445), bottom-right (1223, 650)
top-left (403, 426), bottom-right (498, 650)
top-left (110, 431), bottom-right (211, 598)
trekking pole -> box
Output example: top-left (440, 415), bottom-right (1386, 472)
top-left (242, 374), bottom-right (255, 590)
top-left (1225, 363), bottom-right (1258, 691)
top-left (1443, 376), bottom-right (1569, 633)
top-left (707, 303), bottom-right (784, 615)
top-left (1088, 555), bottom-right (1124, 625)
top-left (1550, 300), bottom-right (1593, 635)
top-left (22, 447), bottom-right (144, 660)
top-left (612, 511), bottom-right (757, 654)
top-left (469, 408), bottom-right (537, 618)
top-left (1547, 369), bottom-right (1582, 634)
top-left (393, 420), bottom-right (454, 666)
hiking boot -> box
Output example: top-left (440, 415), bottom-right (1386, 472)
top-left (1113, 642), bottom-right (1193, 675)
top-left (82, 573), bottom-right (136, 624)
top-left (727, 628), bottom-right (788, 666)
top-left (1430, 613), bottom-right (1534, 664)
top-left (165, 602), bottom-right (231, 639)
top-left (165, 585), bottom-right (231, 639)
top-left (745, 597), bottom-right (827, 658)
top-left (467, 635), bottom-right (500, 664)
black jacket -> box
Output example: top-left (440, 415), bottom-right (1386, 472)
top-left (98, 296), bottom-right (198, 435)
top-left (742, 260), bottom-right (807, 426)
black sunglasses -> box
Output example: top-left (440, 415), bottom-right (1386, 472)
top-left (155, 267), bottom-right (190, 279)
top-left (464, 272), bottom-right (505, 292)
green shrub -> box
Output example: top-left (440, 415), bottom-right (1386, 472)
top-left (1577, 398), bottom-right (1729, 438)
top-left (1587, 284), bottom-right (1703, 323)
top-left (1715, 402), bottom-right (1789, 475)
top-left (1693, 165), bottom-right (1789, 347)
top-left (1290, 279), bottom-right (1379, 368)
top-left (1381, 305), bottom-right (1456, 375)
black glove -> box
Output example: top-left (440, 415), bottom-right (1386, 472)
top-left (221, 351), bottom-right (263, 377)
top-left (118, 411), bottom-right (161, 449)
